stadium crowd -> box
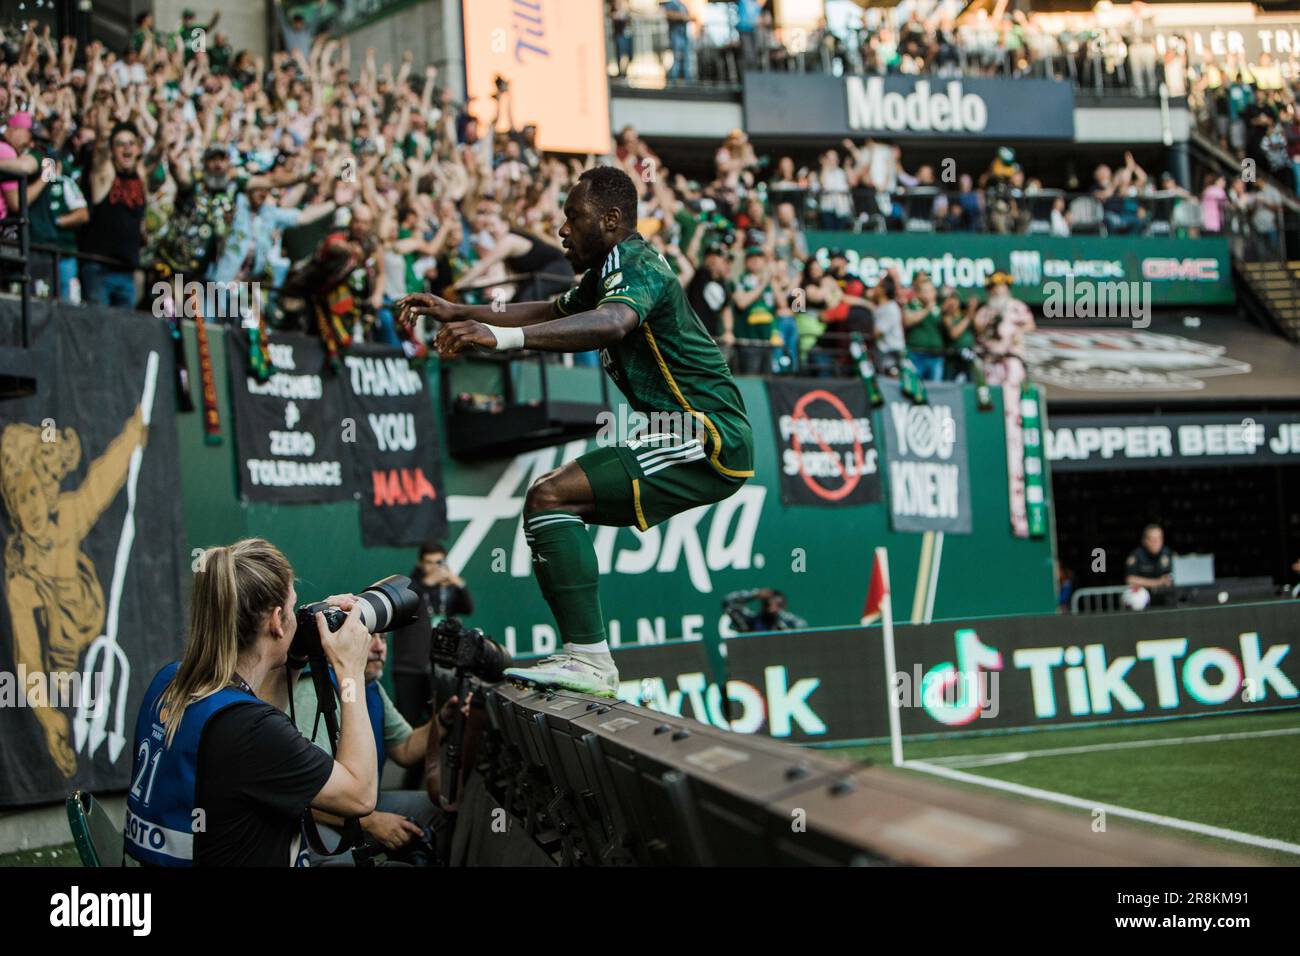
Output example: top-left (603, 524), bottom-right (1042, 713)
top-left (0, 10), bottom-right (1063, 386)
top-left (609, 0), bottom-right (1183, 93)
top-left (1192, 53), bottom-right (1300, 201)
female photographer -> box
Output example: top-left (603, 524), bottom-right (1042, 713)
top-left (124, 538), bottom-right (378, 866)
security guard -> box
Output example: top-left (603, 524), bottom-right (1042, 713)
top-left (1125, 524), bottom-right (1173, 590)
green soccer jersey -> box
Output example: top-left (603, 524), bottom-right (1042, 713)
top-left (905, 303), bottom-right (945, 353)
top-left (553, 234), bottom-right (754, 479)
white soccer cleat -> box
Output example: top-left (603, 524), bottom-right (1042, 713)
top-left (504, 652), bottom-right (619, 698)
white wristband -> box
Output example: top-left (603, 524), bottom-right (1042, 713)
top-left (483, 324), bottom-right (525, 351)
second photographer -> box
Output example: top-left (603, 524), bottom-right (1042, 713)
top-left (292, 630), bottom-right (443, 865)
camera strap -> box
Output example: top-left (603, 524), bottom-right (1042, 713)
top-left (300, 805), bottom-right (366, 859)
top-left (289, 662), bottom-right (368, 860)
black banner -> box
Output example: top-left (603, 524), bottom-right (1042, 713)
top-left (610, 601), bottom-right (1300, 743)
top-left (1048, 411), bottom-right (1300, 472)
top-left (228, 331), bottom-right (356, 503)
top-left (338, 347), bottom-right (448, 547)
top-left (766, 377), bottom-right (882, 506)
top-left (0, 302), bottom-right (188, 806)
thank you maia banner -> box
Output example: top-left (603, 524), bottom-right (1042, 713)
top-left (339, 346), bottom-right (448, 548)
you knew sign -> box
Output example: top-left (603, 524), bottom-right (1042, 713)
top-left (880, 381), bottom-right (972, 534)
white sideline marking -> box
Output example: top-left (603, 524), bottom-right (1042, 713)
top-left (904, 759), bottom-right (1300, 856)
top-left (925, 726), bottom-right (1300, 769)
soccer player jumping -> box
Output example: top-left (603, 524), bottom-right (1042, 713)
top-left (396, 166), bottom-right (754, 697)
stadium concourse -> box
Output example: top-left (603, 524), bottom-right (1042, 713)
top-left (0, 0), bottom-right (1297, 906)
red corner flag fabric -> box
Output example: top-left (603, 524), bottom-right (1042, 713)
top-left (861, 549), bottom-right (890, 625)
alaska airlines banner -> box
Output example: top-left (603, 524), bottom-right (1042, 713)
top-left (174, 327), bottom-right (1058, 663)
top-left (0, 303), bottom-right (188, 806)
top-left (805, 233), bottom-right (1233, 308)
top-left (433, 384), bottom-right (1040, 658)
top-left (607, 601), bottom-right (1300, 743)
top-left (744, 73), bottom-right (1075, 140)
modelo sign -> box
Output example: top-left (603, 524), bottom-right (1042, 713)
top-left (847, 77), bottom-right (989, 134)
top-left (743, 74), bottom-right (1075, 140)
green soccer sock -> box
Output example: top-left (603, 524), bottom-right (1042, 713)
top-left (524, 510), bottom-right (608, 647)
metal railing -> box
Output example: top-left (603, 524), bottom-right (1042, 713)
top-left (609, 15), bottom-right (1169, 96)
top-left (737, 185), bottom-right (1204, 238)
top-left (0, 242), bottom-right (137, 303)
top-left (1070, 585), bottom-right (1129, 614)
top-left (0, 179), bottom-right (32, 346)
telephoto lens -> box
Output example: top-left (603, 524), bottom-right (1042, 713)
top-left (352, 574), bottom-right (421, 632)
top-left (291, 574), bottom-right (421, 660)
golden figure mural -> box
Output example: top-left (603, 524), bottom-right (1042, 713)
top-left (1, 408), bottom-right (148, 777)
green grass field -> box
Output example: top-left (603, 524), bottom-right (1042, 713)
top-left (0, 844), bottom-right (79, 867)
top-left (832, 709), bottom-right (1300, 864)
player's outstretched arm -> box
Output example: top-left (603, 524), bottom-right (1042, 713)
top-left (434, 303), bottom-right (638, 357)
top-left (394, 292), bottom-right (555, 329)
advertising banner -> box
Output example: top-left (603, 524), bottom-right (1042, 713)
top-left (463, 0), bottom-right (611, 154)
top-left (1153, 22), bottom-right (1300, 64)
top-left (609, 601), bottom-right (1300, 743)
top-left (880, 380), bottom-right (972, 535)
top-left (744, 73), bottom-right (1076, 140)
top-left (892, 601), bottom-right (1300, 736)
top-left (805, 233), bottom-right (1234, 308)
top-left (0, 305), bottom-right (188, 806)
top-left (765, 377), bottom-right (882, 506)
top-left (1047, 411), bottom-right (1300, 471)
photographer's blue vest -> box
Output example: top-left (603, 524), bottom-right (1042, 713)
top-left (124, 662), bottom-right (259, 867)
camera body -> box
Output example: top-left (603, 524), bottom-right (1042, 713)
top-left (290, 574), bottom-right (421, 661)
top-left (431, 618), bottom-right (510, 812)
top-left (696, 210), bottom-right (735, 249)
top-left (429, 617), bottom-right (511, 682)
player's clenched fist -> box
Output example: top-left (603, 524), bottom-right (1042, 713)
top-left (435, 320), bottom-right (501, 357)
top-left (394, 292), bottom-right (460, 329)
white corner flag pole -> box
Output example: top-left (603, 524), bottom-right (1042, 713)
top-left (877, 546), bottom-right (904, 768)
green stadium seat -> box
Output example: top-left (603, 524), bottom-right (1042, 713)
top-left (66, 790), bottom-right (124, 867)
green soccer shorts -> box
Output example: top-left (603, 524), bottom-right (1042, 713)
top-left (576, 434), bottom-right (748, 531)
